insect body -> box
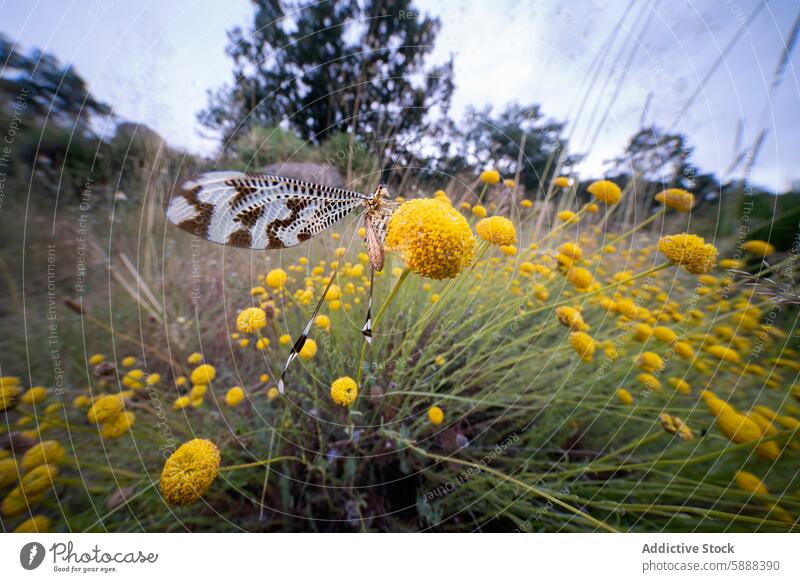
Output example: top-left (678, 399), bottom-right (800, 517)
top-left (166, 171), bottom-right (395, 391)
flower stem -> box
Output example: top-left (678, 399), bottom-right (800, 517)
top-left (219, 455), bottom-right (304, 472)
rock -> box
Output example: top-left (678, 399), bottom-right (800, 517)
top-left (262, 162), bottom-right (344, 187)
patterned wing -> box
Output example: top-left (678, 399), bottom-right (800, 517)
top-left (166, 171), bottom-right (366, 249)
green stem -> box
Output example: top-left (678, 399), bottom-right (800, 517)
top-left (219, 455), bottom-right (304, 473)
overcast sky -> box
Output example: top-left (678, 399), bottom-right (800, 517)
top-left (2, 0), bottom-right (799, 191)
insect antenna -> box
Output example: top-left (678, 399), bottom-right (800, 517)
top-left (278, 258), bottom-right (344, 393)
top-left (277, 228), bottom-right (359, 393)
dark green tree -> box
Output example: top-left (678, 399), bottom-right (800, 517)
top-left (201, 0), bottom-right (454, 161)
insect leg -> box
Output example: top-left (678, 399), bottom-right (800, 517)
top-left (361, 266), bottom-right (375, 344)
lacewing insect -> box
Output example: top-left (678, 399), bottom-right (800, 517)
top-left (166, 171), bottom-right (396, 392)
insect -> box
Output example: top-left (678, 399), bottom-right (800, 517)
top-left (165, 171), bottom-right (397, 392)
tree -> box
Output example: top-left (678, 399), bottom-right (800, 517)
top-left (0, 34), bottom-right (111, 129)
top-left (610, 126), bottom-right (717, 195)
top-left (201, 0), bottom-right (454, 162)
top-left (441, 103), bottom-right (577, 194)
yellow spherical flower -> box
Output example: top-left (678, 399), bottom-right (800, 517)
top-left (520, 199), bottom-right (533, 208)
top-left (479, 169), bottom-right (501, 185)
top-left (190, 364), bottom-right (216, 385)
top-left (567, 267), bottom-right (593, 290)
top-left (742, 240), bottom-right (775, 257)
top-left (587, 180), bottom-right (622, 205)
top-left (633, 323), bottom-right (652, 341)
top-left (706, 344), bottom-right (741, 363)
top-left (314, 314), bottom-right (331, 332)
top-left (471, 204), bottom-right (486, 218)
top-left (428, 405), bottom-right (445, 425)
top-left (735, 471), bottom-right (768, 496)
top-left (500, 244), bottom-right (517, 256)
top-left (14, 515), bottom-right (51, 533)
top-left (657, 233), bottom-right (718, 274)
top-left (637, 373), bottom-right (661, 391)
top-left (225, 386), bottom-right (245, 407)
top-left (256, 337), bottom-right (270, 350)
top-left (266, 268), bottom-right (288, 289)
top-left (187, 352), bottom-right (203, 365)
top-left (557, 210), bottom-right (578, 224)
top-left (616, 388), bottom-right (634, 405)
top-left (569, 332), bottom-right (595, 362)
top-left (532, 283), bottom-right (549, 301)
top-left (674, 341), bottom-right (694, 359)
top-left (638, 351), bottom-right (665, 372)
top-left (330, 377), bottom-right (358, 407)
top-left (146, 373), bottom-right (161, 386)
top-left (668, 377), bottom-right (691, 394)
top-left (299, 338), bottom-right (318, 360)
top-left (476, 216), bottom-right (516, 246)
top-left (20, 386), bottom-right (48, 406)
top-left (267, 387), bottom-right (280, 400)
top-left (2, 486), bottom-right (39, 517)
top-left (471, 204), bottom-right (487, 218)
top-left (88, 353), bottom-right (105, 366)
top-left (190, 384), bottom-right (207, 399)
top-left (279, 334), bottom-right (291, 346)
top-left (86, 394), bottom-right (124, 424)
top-left (553, 176), bottom-right (571, 188)
top-left (386, 199), bottom-right (476, 280)
top-left (0, 383), bottom-right (21, 411)
top-left (652, 326), bottom-right (677, 344)
top-left (72, 394), bottom-right (91, 408)
top-left (160, 439), bottom-right (221, 506)
top-left (655, 188), bottom-right (695, 212)
top-left (559, 242), bottom-right (583, 260)
top-left (21, 440), bottom-right (65, 471)
top-left (0, 458), bottom-right (19, 488)
top-left (503, 178), bottom-right (516, 189)
top-left (20, 464), bottom-right (59, 496)
top-left (718, 258), bottom-right (743, 270)
top-left (555, 306), bottom-right (587, 331)
top-left (120, 356), bottom-right (136, 367)
top-left (173, 396), bottom-right (191, 410)
top-left (716, 411), bottom-right (762, 444)
top-left (236, 307), bottom-right (267, 334)
top-left (701, 391), bottom-right (735, 416)
top-left (101, 412), bottom-right (135, 439)
top-left (585, 203), bottom-right (600, 214)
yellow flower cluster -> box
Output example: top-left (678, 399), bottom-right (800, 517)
top-left (655, 188), bottom-right (694, 212)
top-left (657, 234), bottom-right (718, 274)
top-left (587, 180), bottom-right (622, 205)
top-left (236, 307), bottom-right (267, 334)
top-left (742, 240), bottom-right (775, 257)
top-left (386, 199), bottom-right (476, 280)
top-left (0, 376), bottom-right (22, 411)
top-left (479, 169), bottom-right (500, 185)
top-left (556, 306), bottom-right (587, 331)
top-left (330, 377), bottom-right (358, 407)
top-left (160, 439), bottom-right (221, 505)
top-left (569, 332), bottom-right (595, 362)
top-left (476, 216), bottom-right (516, 246)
